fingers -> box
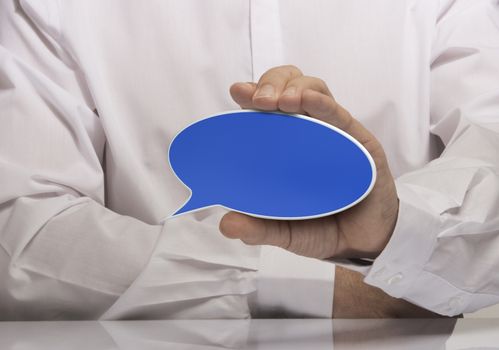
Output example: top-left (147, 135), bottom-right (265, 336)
top-left (278, 76), bottom-right (332, 114)
top-left (301, 89), bottom-right (355, 138)
top-left (231, 65), bottom-right (334, 112)
top-left (251, 65), bottom-right (304, 110)
top-left (230, 66), bottom-right (353, 130)
top-left (230, 65), bottom-right (380, 156)
top-left (230, 82), bottom-right (257, 109)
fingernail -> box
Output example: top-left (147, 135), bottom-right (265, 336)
top-left (254, 84), bottom-right (275, 98)
top-left (282, 86), bottom-right (297, 96)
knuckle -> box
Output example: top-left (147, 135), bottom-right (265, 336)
top-left (266, 65), bottom-right (303, 79)
top-left (316, 78), bottom-right (328, 90)
top-left (326, 99), bottom-right (340, 118)
top-left (281, 64), bottom-right (303, 75)
top-left (305, 76), bottom-right (328, 92)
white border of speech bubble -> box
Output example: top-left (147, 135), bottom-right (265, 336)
top-left (165, 110), bottom-right (377, 221)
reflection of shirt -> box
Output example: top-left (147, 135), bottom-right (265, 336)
top-left (0, 0), bottom-right (498, 319)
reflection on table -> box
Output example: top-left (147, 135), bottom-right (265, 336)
top-left (0, 318), bottom-right (498, 349)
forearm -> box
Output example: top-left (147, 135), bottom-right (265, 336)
top-left (0, 195), bottom-right (162, 320)
top-left (333, 266), bottom-right (446, 318)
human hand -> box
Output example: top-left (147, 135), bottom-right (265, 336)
top-left (220, 65), bottom-right (398, 259)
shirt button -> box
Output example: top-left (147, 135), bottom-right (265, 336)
top-left (386, 273), bottom-right (404, 285)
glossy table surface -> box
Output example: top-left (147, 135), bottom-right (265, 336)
top-left (0, 319), bottom-right (498, 349)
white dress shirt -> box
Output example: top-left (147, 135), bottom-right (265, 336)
top-left (0, 0), bottom-right (498, 319)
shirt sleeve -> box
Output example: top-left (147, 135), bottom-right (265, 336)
top-left (0, 0), bottom-right (165, 319)
top-left (362, 0), bottom-right (499, 316)
top-left (0, 0), bottom-right (332, 320)
top-left (250, 246), bottom-right (334, 318)
top-left (0, 0), bottom-right (258, 321)
top-left (99, 219), bottom-right (334, 319)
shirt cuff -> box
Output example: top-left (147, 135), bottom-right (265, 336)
top-left (362, 183), bottom-right (468, 316)
top-left (251, 245), bottom-right (334, 318)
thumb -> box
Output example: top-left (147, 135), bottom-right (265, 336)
top-left (219, 211), bottom-right (291, 249)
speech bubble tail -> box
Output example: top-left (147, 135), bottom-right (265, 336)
top-left (172, 195), bottom-right (210, 217)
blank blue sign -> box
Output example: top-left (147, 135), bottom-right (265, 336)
top-left (168, 110), bottom-right (375, 220)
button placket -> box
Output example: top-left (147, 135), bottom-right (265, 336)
top-left (249, 0), bottom-right (284, 80)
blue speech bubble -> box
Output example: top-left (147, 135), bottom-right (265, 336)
top-left (168, 110), bottom-right (375, 220)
